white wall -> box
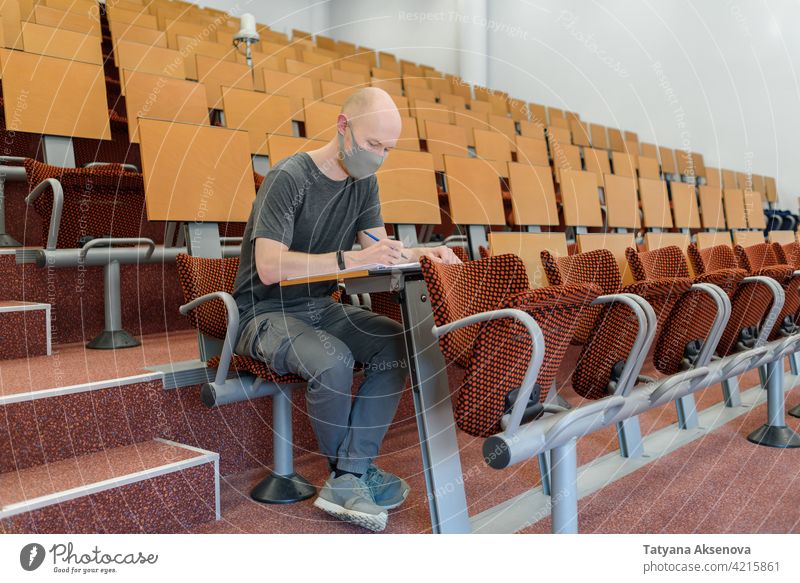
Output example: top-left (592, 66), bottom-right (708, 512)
top-left (199, 1), bottom-right (459, 72)
top-left (203, 0), bottom-right (800, 208)
top-left (199, 0), bottom-right (329, 37)
top-left (326, 0), bottom-right (460, 75)
top-left (487, 0), bottom-right (800, 209)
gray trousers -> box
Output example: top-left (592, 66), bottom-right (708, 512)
top-left (236, 296), bottom-right (408, 475)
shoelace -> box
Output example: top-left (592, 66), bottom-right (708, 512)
top-left (334, 474), bottom-right (372, 498)
top-left (365, 466), bottom-right (397, 491)
top-left (364, 466), bottom-right (382, 488)
top-left (354, 478), bottom-right (373, 498)
top-left (351, 473), bottom-right (382, 504)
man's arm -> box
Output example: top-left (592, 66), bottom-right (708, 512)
top-left (352, 179), bottom-right (459, 265)
top-left (255, 236), bottom-right (409, 286)
top-left (255, 239), bottom-right (339, 286)
top-left (357, 228), bottom-right (461, 265)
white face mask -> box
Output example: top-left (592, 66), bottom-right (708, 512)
top-left (337, 122), bottom-right (384, 179)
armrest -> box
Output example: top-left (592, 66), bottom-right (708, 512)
top-left (221, 245), bottom-right (242, 258)
top-left (79, 237), bottom-right (156, 261)
top-left (82, 162), bottom-right (139, 173)
top-left (432, 307), bottom-right (545, 435)
top-left (689, 282), bottom-right (731, 367)
top-left (25, 178), bottom-right (63, 250)
top-left (544, 396), bottom-right (626, 447)
top-left (647, 366), bottom-right (712, 408)
top-left (443, 235), bottom-right (467, 244)
top-left (0, 155), bottom-right (28, 181)
top-left (0, 161), bottom-right (26, 183)
top-left (717, 346), bottom-right (770, 380)
top-left (592, 293), bottom-right (656, 396)
top-left (180, 291), bottom-right (239, 386)
top-left (741, 275), bottom-right (785, 346)
top-left (0, 156), bottom-right (27, 165)
top-left (773, 333), bottom-right (800, 360)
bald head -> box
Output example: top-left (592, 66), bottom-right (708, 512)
top-left (338, 87), bottom-right (402, 151)
top-left (342, 87), bottom-right (400, 122)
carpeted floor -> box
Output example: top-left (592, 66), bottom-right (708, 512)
top-left (186, 364), bottom-right (800, 534)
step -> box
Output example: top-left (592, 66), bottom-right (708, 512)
top-left (0, 438), bottom-right (219, 533)
top-left (0, 373), bottom-right (167, 474)
top-left (0, 300), bottom-right (50, 359)
top-left (0, 328), bottom-right (198, 398)
top-left (0, 250), bottom-right (190, 346)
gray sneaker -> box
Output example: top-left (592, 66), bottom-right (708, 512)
top-left (364, 465), bottom-right (410, 510)
top-left (313, 472), bottom-right (388, 532)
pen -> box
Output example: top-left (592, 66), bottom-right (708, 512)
top-left (364, 231), bottom-right (410, 261)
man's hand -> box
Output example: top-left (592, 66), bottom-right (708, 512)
top-left (417, 245), bottom-right (462, 264)
top-left (347, 238), bottom-right (406, 267)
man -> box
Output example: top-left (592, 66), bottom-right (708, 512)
top-left (233, 87), bottom-right (460, 532)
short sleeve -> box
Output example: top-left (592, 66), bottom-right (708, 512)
top-left (250, 169), bottom-right (297, 247)
top-left (354, 176), bottom-right (384, 233)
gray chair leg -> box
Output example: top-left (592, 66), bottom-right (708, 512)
top-left (538, 452), bottom-right (551, 496)
top-left (789, 352), bottom-right (800, 375)
top-left (617, 416), bottom-right (644, 458)
top-left (675, 394), bottom-right (699, 429)
top-left (250, 385), bottom-right (317, 503)
top-left (722, 376), bottom-right (742, 407)
top-left (550, 438), bottom-right (578, 534)
top-left (748, 359), bottom-right (800, 448)
top-left (787, 354), bottom-right (800, 417)
top-left (86, 260), bottom-right (140, 349)
top-left (0, 176), bottom-right (21, 247)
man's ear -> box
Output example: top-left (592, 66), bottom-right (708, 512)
top-left (336, 113), bottom-right (348, 135)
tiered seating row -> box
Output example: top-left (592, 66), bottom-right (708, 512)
top-left (1, 0), bottom-right (798, 537)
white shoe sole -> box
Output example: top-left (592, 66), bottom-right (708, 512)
top-left (313, 496), bottom-right (388, 532)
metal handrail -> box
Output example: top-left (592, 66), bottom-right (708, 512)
top-left (78, 237), bottom-right (156, 261)
top-left (179, 291), bottom-right (239, 387)
top-left (740, 275), bottom-right (785, 347)
top-left (432, 307), bottom-right (545, 436)
top-left (690, 282), bottom-right (732, 367)
top-left (24, 178), bottom-right (63, 250)
top-left (83, 162), bottom-right (139, 172)
top-left (591, 293), bottom-right (656, 397)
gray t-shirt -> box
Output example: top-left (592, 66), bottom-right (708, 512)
top-left (233, 152), bottom-right (384, 333)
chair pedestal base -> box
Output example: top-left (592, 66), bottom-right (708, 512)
top-left (86, 329), bottom-right (140, 349)
top-left (747, 424), bottom-right (800, 448)
top-left (749, 359), bottom-right (800, 447)
top-left (250, 472), bottom-right (316, 504)
top-left (87, 261), bottom-right (140, 350)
